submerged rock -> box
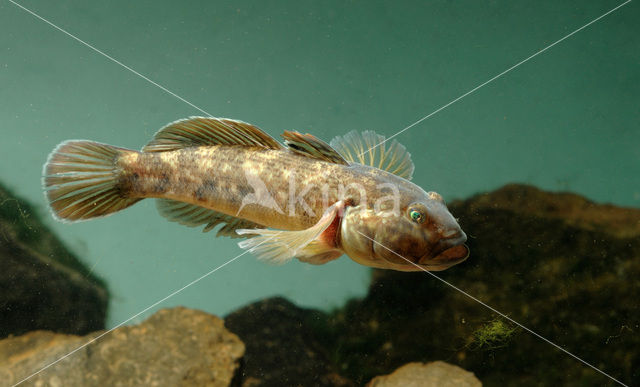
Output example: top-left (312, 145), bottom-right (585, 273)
top-left (218, 184), bottom-right (638, 386)
top-left (0, 307), bottom-right (244, 386)
top-left (327, 184), bottom-right (639, 386)
top-left (0, 183), bottom-right (108, 338)
top-left (366, 361), bottom-right (481, 387)
top-left (225, 297), bottom-right (354, 387)
top-left (4, 183), bottom-right (635, 386)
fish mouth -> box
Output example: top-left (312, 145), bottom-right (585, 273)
top-left (419, 244), bottom-right (469, 271)
top-left (418, 231), bottom-right (469, 271)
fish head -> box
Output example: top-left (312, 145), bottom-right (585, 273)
top-left (340, 191), bottom-right (469, 271)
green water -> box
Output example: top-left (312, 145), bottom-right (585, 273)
top-left (1, 0), bottom-right (638, 371)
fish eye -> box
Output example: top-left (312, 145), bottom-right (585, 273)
top-left (408, 208), bottom-right (424, 223)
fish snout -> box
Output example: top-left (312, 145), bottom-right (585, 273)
top-left (441, 228), bottom-right (467, 245)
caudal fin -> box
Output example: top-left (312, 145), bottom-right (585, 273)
top-left (42, 140), bottom-right (141, 222)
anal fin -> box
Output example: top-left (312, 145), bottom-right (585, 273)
top-left (156, 199), bottom-right (264, 238)
top-left (236, 201), bottom-right (344, 265)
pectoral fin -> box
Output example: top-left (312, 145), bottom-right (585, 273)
top-left (295, 241), bottom-right (343, 265)
top-left (236, 201), bottom-right (344, 265)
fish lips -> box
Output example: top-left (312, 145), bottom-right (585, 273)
top-left (418, 235), bottom-right (469, 271)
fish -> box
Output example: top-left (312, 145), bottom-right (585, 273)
top-left (42, 117), bottom-right (469, 271)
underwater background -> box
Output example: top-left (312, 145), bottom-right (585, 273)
top-left (0, 0), bottom-right (638, 384)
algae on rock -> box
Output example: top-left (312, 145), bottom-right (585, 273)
top-left (324, 184), bottom-right (639, 386)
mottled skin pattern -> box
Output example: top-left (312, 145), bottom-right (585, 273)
top-left (116, 145), bottom-right (468, 271)
top-left (119, 145), bottom-right (388, 229)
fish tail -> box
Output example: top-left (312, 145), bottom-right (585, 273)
top-left (42, 140), bottom-right (142, 222)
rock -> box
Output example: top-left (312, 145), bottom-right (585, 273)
top-left (10, 184), bottom-right (633, 386)
top-left (463, 183), bottom-right (640, 239)
top-left (326, 184), bottom-right (639, 386)
top-left (0, 307), bottom-right (244, 386)
top-left (224, 297), bottom-right (354, 387)
top-left (0, 182), bottom-right (108, 338)
top-left (367, 361), bottom-right (481, 387)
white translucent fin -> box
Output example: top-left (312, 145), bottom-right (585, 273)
top-left (295, 241), bottom-right (343, 265)
top-left (156, 199), bottom-right (264, 238)
top-left (330, 131), bottom-right (414, 180)
top-left (143, 116), bottom-right (284, 152)
top-left (236, 201), bottom-right (343, 265)
top-left (42, 140), bottom-right (141, 223)
top-left (282, 131), bottom-right (349, 164)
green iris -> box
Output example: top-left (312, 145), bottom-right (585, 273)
top-left (409, 209), bottom-right (423, 223)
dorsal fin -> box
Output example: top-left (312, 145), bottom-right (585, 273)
top-left (156, 199), bottom-right (264, 238)
top-left (329, 130), bottom-right (414, 180)
top-left (143, 117), bottom-right (284, 152)
top-left (282, 131), bottom-right (348, 164)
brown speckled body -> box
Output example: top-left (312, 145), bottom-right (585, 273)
top-left (43, 116), bottom-right (469, 271)
top-left (117, 145), bottom-right (419, 231)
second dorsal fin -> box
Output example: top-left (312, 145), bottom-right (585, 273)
top-left (282, 131), bottom-right (349, 164)
top-left (143, 117), bottom-right (284, 152)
